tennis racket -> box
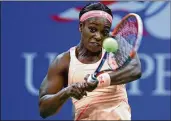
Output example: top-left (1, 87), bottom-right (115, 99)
top-left (91, 13), bottom-right (143, 80)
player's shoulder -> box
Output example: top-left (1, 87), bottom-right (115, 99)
top-left (56, 46), bottom-right (76, 60)
top-left (57, 50), bottom-right (70, 61)
top-left (57, 46), bottom-right (76, 60)
top-left (52, 50), bottom-right (70, 68)
top-left (50, 46), bottom-right (76, 71)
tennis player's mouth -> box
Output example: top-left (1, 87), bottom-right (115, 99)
top-left (90, 42), bottom-right (101, 47)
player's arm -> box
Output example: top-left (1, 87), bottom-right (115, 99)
top-left (39, 52), bottom-right (70, 119)
top-left (39, 52), bottom-right (87, 119)
top-left (86, 53), bottom-right (141, 88)
top-left (109, 52), bottom-right (142, 85)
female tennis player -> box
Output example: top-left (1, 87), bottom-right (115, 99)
top-left (39, 2), bottom-right (142, 120)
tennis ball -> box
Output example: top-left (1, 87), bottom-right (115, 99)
top-left (103, 37), bottom-right (118, 53)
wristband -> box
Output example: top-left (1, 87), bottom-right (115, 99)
top-left (97, 73), bottom-right (111, 87)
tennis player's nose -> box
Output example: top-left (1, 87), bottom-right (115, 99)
top-left (95, 32), bottom-right (102, 41)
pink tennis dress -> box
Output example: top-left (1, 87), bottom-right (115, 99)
top-left (68, 47), bottom-right (131, 120)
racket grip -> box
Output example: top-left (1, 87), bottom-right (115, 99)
top-left (87, 74), bottom-right (98, 83)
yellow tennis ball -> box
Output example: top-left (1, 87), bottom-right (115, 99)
top-left (103, 37), bottom-right (118, 52)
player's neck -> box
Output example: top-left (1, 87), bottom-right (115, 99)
top-left (76, 44), bottom-right (102, 58)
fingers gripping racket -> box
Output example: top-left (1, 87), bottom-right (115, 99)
top-left (91, 13), bottom-right (143, 80)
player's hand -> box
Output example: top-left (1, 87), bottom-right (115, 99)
top-left (84, 74), bottom-right (99, 92)
top-left (65, 82), bottom-right (87, 100)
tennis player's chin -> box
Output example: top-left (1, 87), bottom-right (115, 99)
top-left (88, 46), bottom-right (102, 53)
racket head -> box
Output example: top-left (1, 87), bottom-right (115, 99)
top-left (107, 13), bottom-right (143, 70)
top-left (112, 13), bottom-right (143, 52)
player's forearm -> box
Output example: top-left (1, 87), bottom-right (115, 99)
top-left (109, 56), bottom-right (142, 85)
top-left (39, 88), bottom-right (69, 119)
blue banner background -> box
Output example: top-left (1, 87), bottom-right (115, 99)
top-left (1, 1), bottom-right (171, 120)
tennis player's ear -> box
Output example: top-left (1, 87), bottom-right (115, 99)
top-left (79, 22), bottom-right (83, 32)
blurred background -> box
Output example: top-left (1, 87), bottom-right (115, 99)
top-left (1, 1), bottom-right (171, 120)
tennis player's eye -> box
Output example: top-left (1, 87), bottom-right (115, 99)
top-left (89, 27), bottom-right (97, 33)
top-left (103, 30), bottom-right (109, 36)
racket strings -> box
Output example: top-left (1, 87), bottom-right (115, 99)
top-left (106, 15), bottom-right (142, 71)
top-left (118, 17), bottom-right (138, 44)
top-left (108, 18), bottom-right (138, 69)
top-left (114, 35), bottom-right (133, 68)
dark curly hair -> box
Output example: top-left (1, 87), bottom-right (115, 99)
top-left (79, 2), bottom-right (113, 20)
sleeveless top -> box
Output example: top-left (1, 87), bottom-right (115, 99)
top-left (68, 46), bottom-right (128, 119)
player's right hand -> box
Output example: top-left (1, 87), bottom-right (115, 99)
top-left (84, 74), bottom-right (99, 92)
top-left (65, 82), bottom-right (87, 100)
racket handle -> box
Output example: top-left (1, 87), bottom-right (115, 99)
top-left (87, 74), bottom-right (98, 83)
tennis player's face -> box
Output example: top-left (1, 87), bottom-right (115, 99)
top-left (80, 17), bottom-right (111, 52)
